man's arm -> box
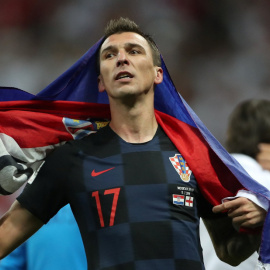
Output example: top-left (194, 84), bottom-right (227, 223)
top-left (203, 197), bottom-right (266, 266)
top-left (0, 200), bottom-right (43, 259)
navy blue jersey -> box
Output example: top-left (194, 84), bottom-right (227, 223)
top-left (18, 125), bottom-right (215, 270)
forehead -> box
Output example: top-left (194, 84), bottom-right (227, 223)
top-left (100, 32), bottom-right (151, 52)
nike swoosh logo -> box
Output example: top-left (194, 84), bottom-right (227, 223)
top-left (91, 167), bottom-right (115, 177)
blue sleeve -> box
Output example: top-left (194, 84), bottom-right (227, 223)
top-left (0, 243), bottom-right (27, 270)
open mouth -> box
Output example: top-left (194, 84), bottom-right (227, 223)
top-left (115, 72), bottom-right (133, 80)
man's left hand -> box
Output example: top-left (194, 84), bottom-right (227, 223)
top-left (213, 197), bottom-right (266, 231)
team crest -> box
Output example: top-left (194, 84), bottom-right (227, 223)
top-left (169, 154), bottom-right (192, 182)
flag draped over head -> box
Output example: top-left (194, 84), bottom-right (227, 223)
top-left (0, 36), bottom-right (269, 265)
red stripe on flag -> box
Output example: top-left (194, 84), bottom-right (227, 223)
top-left (0, 100), bottom-right (111, 148)
top-left (155, 110), bottom-right (243, 206)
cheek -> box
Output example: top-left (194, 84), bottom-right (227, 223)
top-left (99, 68), bottom-right (110, 84)
top-left (140, 64), bottom-right (156, 80)
top-left (138, 61), bottom-right (152, 72)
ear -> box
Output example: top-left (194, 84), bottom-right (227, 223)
top-left (98, 75), bottom-right (106, 93)
top-left (154, 67), bottom-right (163, 85)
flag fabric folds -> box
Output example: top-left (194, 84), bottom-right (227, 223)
top-left (0, 37), bottom-right (269, 265)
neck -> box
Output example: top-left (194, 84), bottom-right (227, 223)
top-left (109, 95), bottom-right (158, 143)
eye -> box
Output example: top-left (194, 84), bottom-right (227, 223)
top-left (129, 49), bottom-right (140, 55)
top-left (105, 53), bottom-right (115, 59)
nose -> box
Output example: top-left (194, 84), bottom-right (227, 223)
top-left (116, 50), bottom-right (129, 67)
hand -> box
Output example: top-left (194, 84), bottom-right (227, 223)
top-left (212, 197), bottom-right (266, 231)
top-left (257, 143), bottom-right (270, 171)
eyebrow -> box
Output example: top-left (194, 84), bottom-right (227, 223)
top-left (100, 42), bottom-right (146, 56)
top-left (100, 45), bottom-right (115, 56)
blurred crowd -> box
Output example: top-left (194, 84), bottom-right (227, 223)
top-left (0, 0), bottom-right (270, 211)
top-left (1, 0), bottom-right (270, 141)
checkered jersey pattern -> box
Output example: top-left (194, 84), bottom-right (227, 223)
top-left (18, 126), bottom-right (212, 270)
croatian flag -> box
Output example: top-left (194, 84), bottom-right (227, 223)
top-left (0, 37), bottom-right (269, 265)
top-left (173, 195), bottom-right (184, 205)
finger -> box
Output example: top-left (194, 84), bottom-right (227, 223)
top-left (220, 197), bottom-right (247, 212)
top-left (240, 219), bottom-right (263, 228)
top-left (213, 197), bottom-right (251, 214)
top-left (234, 217), bottom-right (261, 228)
top-left (231, 214), bottom-right (249, 225)
top-left (227, 202), bottom-right (254, 218)
top-left (212, 203), bottom-right (227, 213)
top-left (212, 201), bottom-right (237, 213)
top-left (232, 208), bottom-right (266, 228)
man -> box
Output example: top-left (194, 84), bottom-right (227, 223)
top-left (0, 18), bottom-right (266, 270)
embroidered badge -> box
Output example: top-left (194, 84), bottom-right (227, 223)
top-left (172, 194), bottom-right (194, 208)
top-left (185, 196), bottom-right (194, 207)
top-left (172, 194), bottom-right (185, 205)
top-left (169, 154), bottom-right (192, 182)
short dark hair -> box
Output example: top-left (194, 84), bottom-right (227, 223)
top-left (226, 99), bottom-right (270, 158)
top-left (98, 17), bottom-right (161, 70)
